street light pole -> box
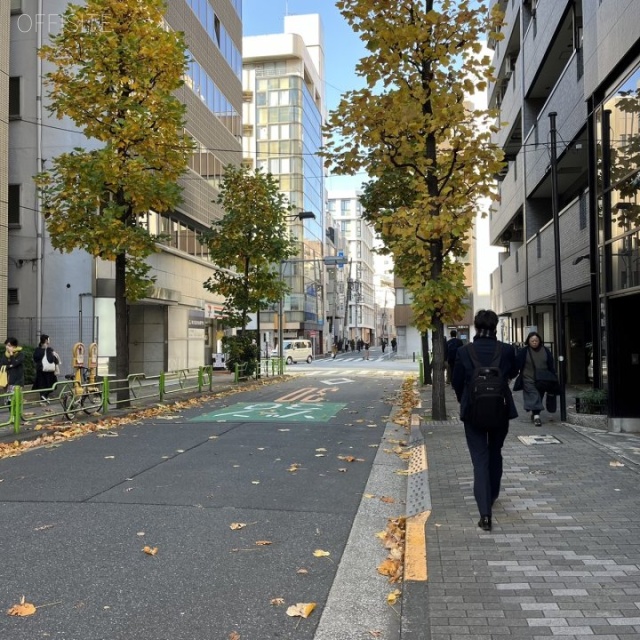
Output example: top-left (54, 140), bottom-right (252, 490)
top-left (275, 211), bottom-right (316, 375)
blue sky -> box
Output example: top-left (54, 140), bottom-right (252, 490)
top-left (242, 0), bottom-right (368, 192)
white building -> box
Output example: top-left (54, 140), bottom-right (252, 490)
top-left (7, 0), bottom-right (242, 373)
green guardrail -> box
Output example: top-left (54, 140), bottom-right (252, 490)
top-left (0, 362), bottom-right (286, 435)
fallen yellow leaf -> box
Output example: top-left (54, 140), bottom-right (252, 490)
top-left (229, 632), bottom-right (241, 640)
top-left (286, 602), bottom-right (316, 618)
top-left (313, 549), bottom-right (330, 557)
top-left (270, 597), bottom-right (285, 606)
top-left (387, 589), bottom-right (402, 605)
top-left (296, 568), bottom-right (308, 575)
top-left (142, 546), bottom-right (158, 556)
top-left (230, 522), bottom-right (247, 530)
top-left (7, 597), bottom-right (37, 616)
top-left (255, 540), bottom-right (272, 546)
top-left (380, 496), bottom-right (395, 504)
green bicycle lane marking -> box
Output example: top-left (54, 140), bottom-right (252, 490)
top-left (189, 402), bottom-right (346, 423)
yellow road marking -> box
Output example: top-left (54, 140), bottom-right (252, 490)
top-left (405, 510), bottom-right (430, 581)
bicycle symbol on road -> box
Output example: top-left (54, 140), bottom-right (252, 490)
top-left (190, 401), bottom-right (346, 423)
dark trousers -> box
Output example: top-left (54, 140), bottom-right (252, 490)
top-left (464, 421), bottom-right (509, 517)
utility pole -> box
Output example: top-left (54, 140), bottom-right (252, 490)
top-left (549, 112), bottom-right (567, 421)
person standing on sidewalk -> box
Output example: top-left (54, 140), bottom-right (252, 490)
top-left (515, 332), bottom-right (557, 427)
top-left (1, 337), bottom-right (25, 400)
top-left (452, 309), bottom-right (518, 532)
top-left (32, 334), bottom-right (60, 403)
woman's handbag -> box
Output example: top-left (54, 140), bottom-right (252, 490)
top-left (0, 366), bottom-right (7, 388)
top-left (42, 349), bottom-right (56, 373)
top-left (535, 369), bottom-right (560, 395)
top-left (513, 374), bottom-right (523, 392)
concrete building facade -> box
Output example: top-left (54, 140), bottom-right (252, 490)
top-left (488, 0), bottom-right (640, 430)
top-left (242, 15), bottom-right (327, 356)
top-left (7, 0), bottom-right (242, 373)
top-left (0, 3), bottom-right (10, 339)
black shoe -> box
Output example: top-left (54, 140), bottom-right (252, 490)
top-left (534, 415), bottom-right (542, 427)
top-left (478, 516), bottom-right (491, 531)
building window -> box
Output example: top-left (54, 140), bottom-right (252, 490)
top-left (8, 185), bottom-right (20, 225)
top-left (579, 192), bottom-right (587, 230)
top-left (9, 77), bottom-right (20, 119)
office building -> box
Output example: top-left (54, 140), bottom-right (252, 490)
top-left (7, 0), bottom-right (242, 373)
top-left (488, 0), bottom-right (640, 430)
top-left (326, 190), bottom-right (376, 346)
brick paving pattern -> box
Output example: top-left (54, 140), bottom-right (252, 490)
top-left (419, 387), bottom-right (640, 639)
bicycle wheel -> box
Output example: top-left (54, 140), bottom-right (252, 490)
top-left (82, 390), bottom-right (102, 415)
top-left (60, 390), bottom-right (78, 420)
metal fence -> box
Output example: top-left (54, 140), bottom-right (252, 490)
top-left (7, 316), bottom-right (97, 377)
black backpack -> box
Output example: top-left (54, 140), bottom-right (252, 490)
top-left (467, 343), bottom-right (508, 430)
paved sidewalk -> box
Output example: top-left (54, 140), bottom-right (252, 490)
top-left (405, 383), bottom-right (640, 639)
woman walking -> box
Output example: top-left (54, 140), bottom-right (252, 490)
top-left (515, 332), bottom-right (557, 427)
top-left (32, 334), bottom-right (60, 402)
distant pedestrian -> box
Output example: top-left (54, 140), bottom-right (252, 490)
top-left (350, 339), bottom-right (356, 352)
top-left (391, 337), bottom-right (397, 353)
top-left (515, 332), bottom-right (558, 427)
top-left (32, 334), bottom-right (60, 402)
top-left (445, 330), bottom-right (464, 384)
top-left (1, 337), bottom-right (25, 399)
top-left (363, 341), bottom-right (370, 360)
top-left (452, 310), bottom-right (518, 532)
top-left (381, 338), bottom-right (387, 354)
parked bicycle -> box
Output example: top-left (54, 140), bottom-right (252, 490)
top-left (59, 366), bottom-right (102, 420)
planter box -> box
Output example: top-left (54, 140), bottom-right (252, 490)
top-left (575, 397), bottom-right (608, 415)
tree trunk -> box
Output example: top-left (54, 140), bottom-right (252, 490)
top-left (431, 317), bottom-right (447, 420)
top-left (115, 252), bottom-right (131, 406)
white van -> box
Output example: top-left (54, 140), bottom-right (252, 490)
top-left (271, 339), bottom-right (313, 364)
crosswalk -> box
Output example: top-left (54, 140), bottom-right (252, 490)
top-left (317, 356), bottom-right (388, 363)
top-left (286, 367), bottom-right (411, 378)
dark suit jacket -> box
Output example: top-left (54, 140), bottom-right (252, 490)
top-left (452, 336), bottom-right (519, 423)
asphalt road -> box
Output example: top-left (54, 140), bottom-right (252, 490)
top-left (0, 369), bottom-right (412, 640)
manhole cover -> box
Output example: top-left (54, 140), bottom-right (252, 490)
top-left (518, 435), bottom-right (562, 445)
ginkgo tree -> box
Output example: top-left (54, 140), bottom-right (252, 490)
top-left (36, 0), bottom-right (193, 395)
top-left (202, 165), bottom-right (298, 371)
top-left (323, 0), bottom-right (505, 419)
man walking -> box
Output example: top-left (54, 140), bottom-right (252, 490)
top-left (452, 310), bottom-right (518, 532)
top-left (445, 329), bottom-right (464, 384)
